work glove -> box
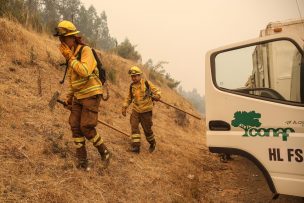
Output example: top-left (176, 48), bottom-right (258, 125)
top-left (122, 107), bottom-right (127, 117)
top-left (59, 43), bottom-right (74, 61)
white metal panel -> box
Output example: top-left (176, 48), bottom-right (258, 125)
top-left (205, 33), bottom-right (304, 196)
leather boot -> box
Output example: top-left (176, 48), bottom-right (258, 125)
top-left (148, 140), bottom-right (156, 153)
top-left (130, 143), bottom-right (140, 154)
top-left (96, 144), bottom-right (111, 167)
top-left (76, 146), bottom-right (89, 170)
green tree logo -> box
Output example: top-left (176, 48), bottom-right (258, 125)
top-left (231, 111), bottom-right (261, 136)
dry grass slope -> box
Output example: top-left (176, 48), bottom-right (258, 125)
top-left (0, 18), bottom-right (302, 203)
top-left (0, 18), bottom-right (205, 202)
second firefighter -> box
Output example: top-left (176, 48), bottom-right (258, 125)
top-left (122, 66), bottom-right (161, 153)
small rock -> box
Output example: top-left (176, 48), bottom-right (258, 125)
top-left (12, 59), bottom-right (22, 65)
top-left (187, 174), bottom-right (194, 180)
top-left (9, 67), bottom-right (16, 72)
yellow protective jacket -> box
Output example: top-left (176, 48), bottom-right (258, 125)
top-left (123, 78), bottom-right (161, 113)
top-left (66, 44), bottom-right (103, 100)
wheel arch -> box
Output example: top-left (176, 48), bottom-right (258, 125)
top-left (209, 147), bottom-right (277, 194)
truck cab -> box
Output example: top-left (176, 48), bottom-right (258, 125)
top-left (205, 19), bottom-right (304, 197)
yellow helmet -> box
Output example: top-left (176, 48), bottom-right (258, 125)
top-left (128, 66), bottom-right (142, 75)
top-left (53, 20), bottom-right (80, 37)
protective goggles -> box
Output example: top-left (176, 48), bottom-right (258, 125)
top-left (128, 70), bottom-right (141, 75)
top-left (54, 27), bottom-right (67, 36)
top-left (53, 27), bottom-right (79, 37)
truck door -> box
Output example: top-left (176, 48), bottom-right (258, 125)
top-left (205, 33), bottom-right (304, 197)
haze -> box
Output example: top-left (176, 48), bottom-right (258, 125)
top-left (81, 0), bottom-right (303, 95)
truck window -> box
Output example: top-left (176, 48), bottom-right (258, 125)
top-left (214, 40), bottom-right (303, 103)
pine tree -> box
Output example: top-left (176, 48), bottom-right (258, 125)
top-left (58, 0), bottom-right (80, 21)
top-left (41, 0), bottom-right (60, 32)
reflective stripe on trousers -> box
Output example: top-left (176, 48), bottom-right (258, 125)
top-left (130, 110), bottom-right (155, 144)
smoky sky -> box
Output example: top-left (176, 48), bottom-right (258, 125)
top-left (81, 0), bottom-right (303, 95)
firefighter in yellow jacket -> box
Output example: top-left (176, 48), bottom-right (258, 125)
top-left (54, 20), bottom-right (110, 169)
top-left (122, 66), bottom-right (161, 153)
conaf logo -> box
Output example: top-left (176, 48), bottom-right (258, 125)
top-left (231, 111), bottom-right (295, 141)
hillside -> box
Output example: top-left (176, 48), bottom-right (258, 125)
top-left (0, 18), bottom-right (302, 203)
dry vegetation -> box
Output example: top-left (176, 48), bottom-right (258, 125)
top-left (0, 18), bottom-right (302, 203)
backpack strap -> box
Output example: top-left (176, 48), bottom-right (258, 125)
top-left (76, 45), bottom-right (85, 61)
top-left (129, 80), bottom-right (151, 101)
top-left (144, 80), bottom-right (151, 99)
top-left (144, 80), bottom-right (150, 90)
top-left (92, 48), bottom-right (102, 67)
top-left (129, 83), bottom-right (134, 101)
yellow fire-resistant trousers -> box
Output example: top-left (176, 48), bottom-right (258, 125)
top-left (130, 110), bottom-right (155, 147)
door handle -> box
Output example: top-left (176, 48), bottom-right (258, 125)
top-left (209, 120), bottom-right (231, 131)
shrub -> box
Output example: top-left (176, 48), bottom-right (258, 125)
top-left (174, 110), bottom-right (189, 127)
top-left (143, 60), bottom-right (180, 88)
top-left (114, 38), bottom-right (141, 62)
top-left (167, 81), bottom-right (180, 89)
top-left (166, 73), bottom-right (180, 89)
top-left (144, 60), bottom-right (166, 85)
top-left (107, 68), bottom-right (117, 84)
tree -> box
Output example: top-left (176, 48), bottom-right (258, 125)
top-left (0, 0), bottom-right (26, 23)
top-left (178, 87), bottom-right (205, 115)
top-left (98, 11), bottom-right (116, 50)
top-left (75, 5), bottom-right (96, 45)
top-left (166, 72), bottom-right (180, 89)
top-left (143, 59), bottom-right (180, 88)
top-left (231, 111), bottom-right (261, 136)
top-left (41, 0), bottom-right (60, 32)
top-left (144, 59), bottom-right (153, 69)
top-left (84, 5), bottom-right (97, 43)
top-left (115, 38), bottom-right (141, 62)
top-left (91, 11), bottom-right (102, 47)
top-left (58, 0), bottom-right (80, 21)
top-left (1, 0), bottom-right (117, 52)
top-left (76, 5), bottom-right (89, 33)
top-left (144, 59), bottom-right (167, 84)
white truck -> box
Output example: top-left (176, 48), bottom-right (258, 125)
top-left (205, 19), bottom-right (304, 198)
